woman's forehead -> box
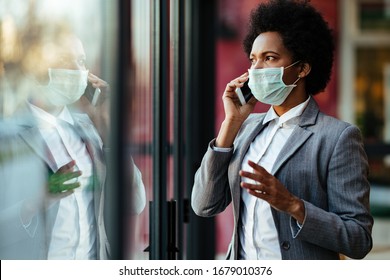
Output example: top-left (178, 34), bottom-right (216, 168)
top-left (251, 32), bottom-right (285, 54)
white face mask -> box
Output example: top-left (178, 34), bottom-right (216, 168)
top-left (42, 68), bottom-right (88, 106)
top-left (248, 61), bottom-right (300, 106)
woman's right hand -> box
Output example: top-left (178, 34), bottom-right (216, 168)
top-left (222, 73), bottom-right (256, 124)
top-left (215, 73), bottom-right (257, 148)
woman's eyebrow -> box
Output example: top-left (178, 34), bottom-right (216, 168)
top-left (250, 50), bottom-right (280, 57)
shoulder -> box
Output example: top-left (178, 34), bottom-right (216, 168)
top-left (303, 98), bottom-right (358, 134)
top-left (316, 112), bottom-right (359, 134)
top-left (309, 112), bottom-right (365, 152)
top-left (0, 115), bottom-right (36, 138)
top-left (317, 112), bottom-right (350, 128)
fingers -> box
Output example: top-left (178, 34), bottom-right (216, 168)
top-left (240, 180), bottom-right (268, 196)
top-left (239, 170), bottom-right (263, 183)
top-left (247, 160), bottom-right (268, 173)
top-left (49, 170), bottom-right (81, 190)
top-left (55, 169), bottom-right (82, 183)
top-left (225, 73), bottom-right (249, 92)
top-left (239, 169), bottom-right (268, 195)
top-left (235, 73), bottom-right (249, 88)
top-left (49, 161), bottom-right (82, 194)
top-left (240, 161), bottom-right (298, 215)
top-left (49, 181), bottom-right (80, 194)
top-left (88, 73), bottom-right (109, 89)
top-left (240, 160), bottom-right (270, 181)
top-left (239, 160), bottom-right (272, 195)
top-left (57, 160), bottom-right (77, 174)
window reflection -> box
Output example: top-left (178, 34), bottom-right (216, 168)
top-left (0, 0), bottom-right (146, 260)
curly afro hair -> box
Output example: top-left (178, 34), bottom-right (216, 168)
top-left (243, 0), bottom-right (335, 96)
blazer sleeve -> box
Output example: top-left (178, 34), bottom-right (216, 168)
top-left (191, 139), bottom-right (234, 217)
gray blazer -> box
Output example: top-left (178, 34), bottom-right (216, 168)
top-left (0, 109), bottom-right (110, 259)
top-left (192, 98), bottom-right (373, 260)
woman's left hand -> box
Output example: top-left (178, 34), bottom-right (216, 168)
top-left (239, 160), bottom-right (305, 223)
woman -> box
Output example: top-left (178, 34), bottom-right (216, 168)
top-left (191, 0), bottom-right (373, 260)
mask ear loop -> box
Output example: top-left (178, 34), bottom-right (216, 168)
top-left (285, 61), bottom-right (302, 85)
top-left (292, 76), bottom-right (301, 85)
top-left (284, 60), bottom-right (301, 69)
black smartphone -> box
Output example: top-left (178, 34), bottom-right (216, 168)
top-left (84, 82), bottom-right (102, 106)
top-left (235, 80), bottom-right (253, 105)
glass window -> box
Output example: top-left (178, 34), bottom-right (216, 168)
top-left (125, 0), bottom-right (152, 260)
top-left (356, 47), bottom-right (390, 187)
top-left (355, 47), bottom-right (390, 143)
top-left (348, 0), bottom-right (390, 258)
top-left (0, 0), bottom-right (123, 260)
top-left (1, 0), bottom-right (226, 261)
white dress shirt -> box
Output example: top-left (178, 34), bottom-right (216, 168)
top-left (29, 104), bottom-right (97, 260)
top-left (238, 98), bottom-right (310, 260)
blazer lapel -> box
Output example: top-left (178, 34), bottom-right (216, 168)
top-left (271, 127), bottom-right (313, 175)
top-left (19, 124), bottom-right (58, 172)
top-left (229, 115), bottom-right (268, 221)
top-left (231, 118), bottom-right (267, 168)
top-left (12, 104), bottom-right (57, 172)
top-left (72, 116), bottom-right (106, 218)
top-left (271, 98), bottom-right (319, 175)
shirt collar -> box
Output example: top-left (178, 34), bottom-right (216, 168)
top-left (262, 96), bottom-right (311, 126)
top-left (28, 103), bottom-right (75, 127)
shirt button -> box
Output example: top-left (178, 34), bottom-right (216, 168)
top-left (281, 241), bottom-right (290, 250)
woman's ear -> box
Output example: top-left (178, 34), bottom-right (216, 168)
top-left (298, 62), bottom-right (311, 78)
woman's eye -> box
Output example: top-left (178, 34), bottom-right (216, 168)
top-left (265, 56), bottom-right (275, 61)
